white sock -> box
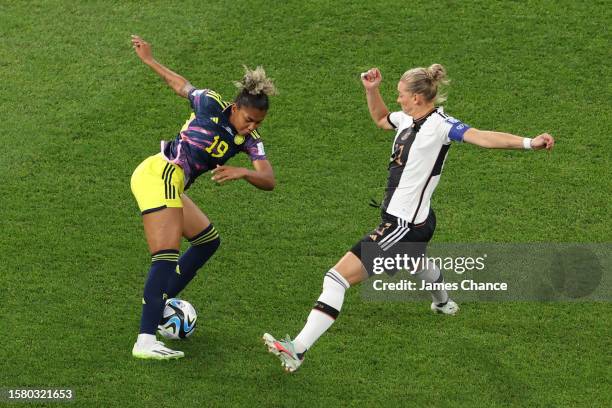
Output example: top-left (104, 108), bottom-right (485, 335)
top-left (414, 264), bottom-right (449, 305)
top-left (294, 269), bottom-right (349, 354)
top-left (136, 333), bottom-right (156, 347)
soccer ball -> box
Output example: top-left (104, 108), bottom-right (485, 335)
top-left (158, 298), bottom-right (197, 339)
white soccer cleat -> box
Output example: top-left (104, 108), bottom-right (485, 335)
top-left (431, 299), bottom-right (459, 315)
top-left (132, 340), bottom-right (185, 360)
top-left (263, 333), bottom-right (304, 373)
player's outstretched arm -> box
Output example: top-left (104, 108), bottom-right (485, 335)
top-left (210, 160), bottom-right (276, 191)
top-left (131, 35), bottom-right (195, 98)
top-left (361, 68), bottom-right (394, 130)
top-left (463, 128), bottom-right (555, 151)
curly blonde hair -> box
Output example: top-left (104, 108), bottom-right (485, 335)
top-left (233, 66), bottom-right (277, 110)
top-left (234, 66), bottom-right (277, 95)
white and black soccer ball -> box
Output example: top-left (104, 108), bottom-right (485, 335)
top-left (158, 298), bottom-right (197, 339)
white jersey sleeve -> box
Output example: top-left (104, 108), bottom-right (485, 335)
top-left (386, 111), bottom-right (409, 130)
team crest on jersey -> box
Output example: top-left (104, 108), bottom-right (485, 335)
top-left (402, 124), bottom-right (415, 141)
top-left (234, 135), bottom-right (245, 145)
top-left (211, 117), bottom-right (219, 124)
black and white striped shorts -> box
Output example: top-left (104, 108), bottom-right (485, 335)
top-left (350, 209), bottom-right (436, 260)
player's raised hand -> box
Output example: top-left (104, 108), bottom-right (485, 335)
top-left (131, 35), bottom-right (154, 64)
top-left (211, 165), bottom-right (247, 184)
top-left (530, 133), bottom-right (555, 151)
top-left (361, 68), bottom-right (382, 90)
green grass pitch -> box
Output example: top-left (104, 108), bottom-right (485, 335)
top-left (1, 0), bottom-right (610, 407)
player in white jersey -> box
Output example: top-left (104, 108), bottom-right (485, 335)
top-left (263, 64), bottom-right (555, 372)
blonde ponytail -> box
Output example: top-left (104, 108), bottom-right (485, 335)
top-left (401, 63), bottom-right (449, 104)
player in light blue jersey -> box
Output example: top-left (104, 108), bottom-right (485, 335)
top-left (129, 35), bottom-right (277, 359)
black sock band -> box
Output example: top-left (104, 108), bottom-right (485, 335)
top-left (313, 301), bottom-right (340, 320)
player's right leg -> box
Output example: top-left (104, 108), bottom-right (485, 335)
top-left (130, 154), bottom-right (186, 359)
top-left (263, 215), bottom-right (451, 372)
top-left (263, 251), bottom-right (365, 372)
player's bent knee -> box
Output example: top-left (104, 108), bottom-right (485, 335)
top-left (332, 253), bottom-right (366, 286)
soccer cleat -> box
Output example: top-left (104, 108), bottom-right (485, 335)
top-left (431, 299), bottom-right (459, 315)
top-left (132, 340), bottom-right (185, 360)
top-left (262, 333), bottom-right (304, 373)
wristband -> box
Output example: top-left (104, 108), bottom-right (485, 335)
top-left (523, 137), bottom-right (533, 150)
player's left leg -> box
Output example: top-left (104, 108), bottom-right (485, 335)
top-left (413, 264), bottom-right (459, 315)
top-left (165, 194), bottom-right (221, 298)
top-left (402, 209), bottom-right (459, 315)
